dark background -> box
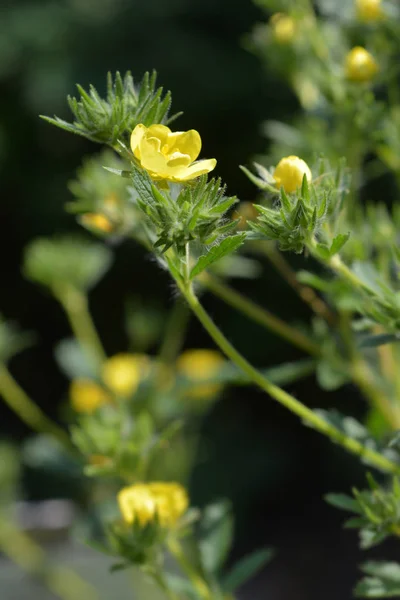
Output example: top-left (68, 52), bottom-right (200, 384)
top-left (0, 0), bottom-right (390, 598)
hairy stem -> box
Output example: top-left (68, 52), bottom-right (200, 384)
top-left (0, 363), bottom-right (72, 450)
top-left (179, 283), bottom-right (400, 475)
top-left (199, 273), bottom-right (320, 357)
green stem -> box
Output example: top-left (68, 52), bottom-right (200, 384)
top-left (151, 570), bottom-right (180, 600)
top-left (158, 299), bottom-right (190, 365)
top-left (55, 286), bottom-right (107, 366)
top-left (199, 273), bottom-right (320, 357)
top-left (0, 363), bottom-right (73, 451)
top-left (179, 284), bottom-right (400, 475)
top-left (167, 537), bottom-right (212, 600)
top-left (0, 517), bottom-right (98, 600)
top-left (262, 244), bottom-right (336, 325)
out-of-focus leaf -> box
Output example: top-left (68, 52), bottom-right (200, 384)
top-left (23, 236), bottom-right (113, 292)
top-left (55, 338), bottom-right (99, 379)
top-left (325, 493), bottom-right (361, 513)
top-left (0, 316), bottom-right (34, 363)
top-left (355, 562), bottom-right (400, 597)
top-left (222, 547), bottom-right (274, 593)
top-left (199, 501), bottom-right (233, 574)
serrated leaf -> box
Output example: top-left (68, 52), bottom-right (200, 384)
top-left (222, 548), bottom-right (274, 593)
top-left (190, 234), bottom-right (246, 279)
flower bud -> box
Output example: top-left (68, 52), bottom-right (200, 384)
top-left (177, 349), bottom-right (225, 400)
top-left (270, 13), bottom-right (296, 44)
top-left (70, 378), bottom-right (111, 414)
top-left (270, 13), bottom-right (296, 45)
top-left (102, 353), bottom-right (150, 397)
top-left (118, 482), bottom-right (188, 528)
top-left (273, 156), bottom-right (312, 193)
top-left (356, 0), bottom-right (383, 21)
top-left (80, 213), bottom-right (114, 233)
top-left (345, 47), bottom-right (378, 82)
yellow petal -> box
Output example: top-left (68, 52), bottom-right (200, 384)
top-left (139, 136), bottom-right (169, 174)
top-left (166, 130), bottom-right (202, 162)
top-left (166, 152), bottom-right (192, 168)
top-left (146, 124), bottom-right (171, 145)
top-left (173, 158), bottom-right (217, 181)
top-left (130, 124), bottom-right (148, 159)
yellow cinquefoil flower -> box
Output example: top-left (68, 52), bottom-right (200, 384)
top-left (80, 213), bottom-right (114, 233)
top-left (70, 378), bottom-right (111, 414)
top-left (102, 353), bottom-right (150, 397)
top-left (270, 13), bottom-right (296, 44)
top-left (356, 0), bottom-right (383, 21)
top-left (177, 349), bottom-right (225, 400)
top-left (130, 124), bottom-right (216, 182)
top-left (118, 482), bottom-right (189, 528)
top-left (345, 47), bottom-right (378, 82)
top-left (273, 156), bottom-right (312, 193)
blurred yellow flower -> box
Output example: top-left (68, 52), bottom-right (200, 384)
top-left (102, 353), bottom-right (150, 397)
top-left (80, 213), bottom-right (114, 233)
top-left (235, 201), bottom-right (258, 230)
top-left (345, 47), bottom-right (378, 82)
top-left (70, 378), bottom-right (111, 414)
top-left (270, 13), bottom-right (296, 44)
top-left (177, 349), bottom-right (225, 400)
top-left (356, 0), bottom-right (383, 21)
top-left (273, 156), bottom-right (312, 193)
top-left (130, 124), bottom-right (216, 182)
top-left (118, 482), bottom-right (188, 528)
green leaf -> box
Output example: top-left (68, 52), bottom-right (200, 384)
top-left (359, 334), bottom-right (400, 349)
top-left (355, 562), bottom-right (400, 597)
top-left (190, 234), bottom-right (246, 279)
top-left (54, 338), bottom-right (99, 380)
top-left (199, 501), bottom-right (233, 574)
top-left (330, 233), bottom-right (350, 256)
top-left (222, 548), bottom-right (274, 593)
top-left (325, 493), bottom-right (361, 513)
top-left (165, 575), bottom-right (198, 599)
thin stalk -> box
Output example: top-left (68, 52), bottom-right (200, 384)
top-left (167, 537), bottom-right (212, 600)
top-left (179, 283), bottom-right (400, 475)
top-left (151, 570), bottom-right (180, 600)
top-left (262, 244), bottom-right (336, 325)
top-left (55, 286), bottom-right (107, 366)
top-left (0, 518), bottom-right (98, 600)
top-left (0, 363), bottom-right (72, 451)
top-left (199, 273), bottom-right (320, 357)
top-left (158, 299), bottom-right (190, 365)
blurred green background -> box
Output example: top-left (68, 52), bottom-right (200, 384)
top-left (0, 0), bottom-right (391, 598)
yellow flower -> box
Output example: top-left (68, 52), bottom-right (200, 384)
top-left (102, 353), bottom-right (151, 397)
top-left (130, 124), bottom-right (216, 182)
top-left (177, 349), bottom-right (225, 400)
top-left (356, 0), bottom-right (383, 21)
top-left (345, 47), bottom-right (378, 82)
top-left (80, 213), bottom-right (114, 233)
top-left (273, 156), bottom-right (312, 193)
top-left (270, 13), bottom-right (296, 44)
top-left (70, 378), bottom-right (111, 414)
top-left (118, 482), bottom-right (188, 528)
